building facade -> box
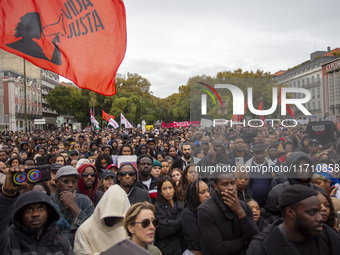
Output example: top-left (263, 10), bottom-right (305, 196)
top-left (322, 57), bottom-right (340, 120)
top-left (274, 47), bottom-right (340, 122)
top-left (0, 49), bottom-right (59, 131)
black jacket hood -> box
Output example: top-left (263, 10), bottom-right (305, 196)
top-left (285, 151), bottom-right (314, 183)
top-left (13, 191), bottom-right (60, 230)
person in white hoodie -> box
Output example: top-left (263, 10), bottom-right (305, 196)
top-left (74, 184), bottom-right (131, 255)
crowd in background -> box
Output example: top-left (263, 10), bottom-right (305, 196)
top-left (1, 123), bottom-right (340, 255)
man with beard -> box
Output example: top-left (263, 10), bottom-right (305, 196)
top-left (135, 154), bottom-right (159, 202)
top-left (197, 171), bottom-right (259, 255)
top-left (116, 163), bottom-right (150, 204)
top-left (50, 166), bottom-right (94, 246)
top-left (172, 143), bottom-right (198, 170)
top-left (247, 185), bottom-right (340, 255)
top-left (77, 164), bottom-right (104, 207)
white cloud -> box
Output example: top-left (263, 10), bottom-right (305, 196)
top-left (62, 0), bottom-right (340, 98)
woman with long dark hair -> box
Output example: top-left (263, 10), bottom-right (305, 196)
top-left (316, 189), bottom-right (338, 230)
top-left (154, 176), bottom-right (186, 255)
top-left (181, 180), bottom-right (210, 255)
top-left (95, 153), bottom-right (113, 179)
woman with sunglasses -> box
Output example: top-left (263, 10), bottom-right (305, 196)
top-left (77, 164), bottom-right (104, 207)
top-left (154, 176), bottom-right (186, 255)
top-left (124, 202), bottom-right (162, 255)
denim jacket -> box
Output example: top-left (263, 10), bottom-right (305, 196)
top-left (50, 192), bottom-right (94, 246)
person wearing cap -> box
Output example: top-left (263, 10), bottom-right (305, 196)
top-left (116, 163), bottom-right (150, 205)
top-left (151, 160), bottom-right (162, 178)
top-left (50, 165), bottom-right (94, 246)
top-left (263, 151), bottom-right (323, 223)
top-left (312, 163), bottom-right (340, 213)
top-left (247, 185), bottom-right (340, 255)
top-left (48, 163), bottom-right (63, 194)
top-left (100, 169), bottom-right (115, 192)
top-left (77, 164), bottom-right (104, 208)
top-left (308, 139), bottom-right (320, 159)
top-left (69, 150), bottom-right (79, 163)
top-left (245, 143), bottom-right (274, 208)
top-left (0, 165), bottom-right (73, 254)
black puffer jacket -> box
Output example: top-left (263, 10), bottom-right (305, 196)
top-left (154, 200), bottom-right (185, 255)
top-left (0, 190), bottom-right (72, 255)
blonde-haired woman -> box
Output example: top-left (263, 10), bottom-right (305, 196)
top-left (124, 202), bottom-right (162, 255)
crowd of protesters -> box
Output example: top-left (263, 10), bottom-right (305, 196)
top-left (1, 123), bottom-right (340, 255)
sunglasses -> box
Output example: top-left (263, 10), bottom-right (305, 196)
top-left (119, 171), bottom-right (136, 177)
top-left (134, 218), bottom-right (159, 228)
top-left (82, 172), bottom-right (96, 178)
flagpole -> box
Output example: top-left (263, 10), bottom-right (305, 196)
top-left (23, 59), bottom-right (27, 132)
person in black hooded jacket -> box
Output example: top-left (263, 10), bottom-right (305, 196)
top-left (263, 151), bottom-right (323, 223)
top-left (0, 166), bottom-right (72, 255)
top-left (294, 135), bottom-right (310, 154)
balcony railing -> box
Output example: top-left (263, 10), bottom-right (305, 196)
top-left (15, 113), bottom-right (42, 119)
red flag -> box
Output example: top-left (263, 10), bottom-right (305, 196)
top-left (232, 115), bottom-right (238, 121)
top-left (237, 102), bottom-right (247, 121)
top-left (279, 86), bottom-right (295, 118)
top-left (287, 106), bottom-right (295, 119)
top-left (0, 0), bottom-right (126, 96)
top-left (258, 101), bottom-right (265, 124)
top-left (162, 122), bottom-right (165, 128)
top-left (102, 110), bottom-right (114, 122)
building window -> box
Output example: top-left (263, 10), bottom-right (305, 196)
top-left (15, 105), bottom-right (18, 113)
top-left (317, 88), bottom-right (320, 98)
top-left (313, 102), bottom-right (315, 110)
top-left (312, 89), bottom-right (315, 99)
top-left (318, 102), bottom-right (321, 110)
